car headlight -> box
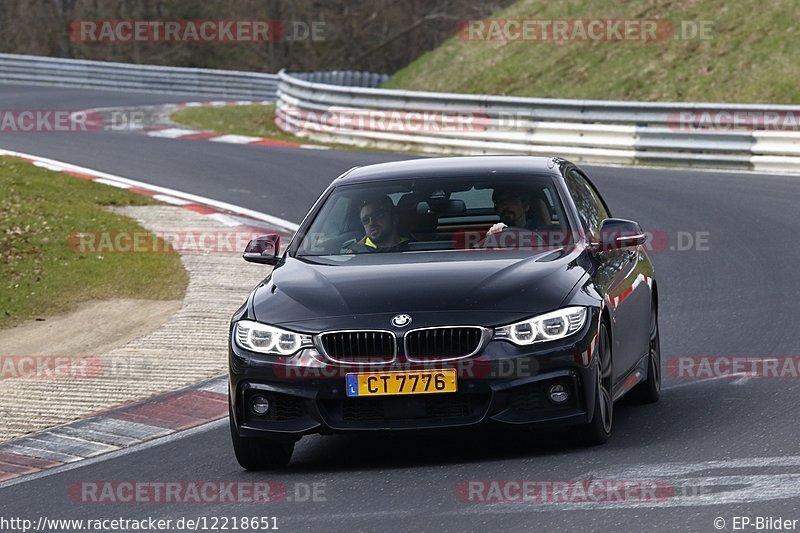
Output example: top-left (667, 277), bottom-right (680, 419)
top-left (494, 306), bottom-right (587, 345)
top-left (234, 320), bottom-right (313, 355)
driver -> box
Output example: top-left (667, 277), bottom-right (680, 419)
top-left (342, 195), bottom-right (411, 253)
top-left (487, 185), bottom-right (537, 235)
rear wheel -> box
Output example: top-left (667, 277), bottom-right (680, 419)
top-left (580, 321), bottom-right (613, 445)
top-left (629, 302), bottom-right (661, 404)
top-left (229, 398), bottom-right (295, 470)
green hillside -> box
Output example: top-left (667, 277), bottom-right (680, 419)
top-left (385, 0), bottom-right (799, 103)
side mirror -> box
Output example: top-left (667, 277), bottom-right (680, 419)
top-left (593, 218), bottom-right (646, 251)
top-left (243, 234), bottom-right (281, 265)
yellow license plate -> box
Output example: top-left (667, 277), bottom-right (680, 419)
top-left (346, 369), bottom-right (457, 397)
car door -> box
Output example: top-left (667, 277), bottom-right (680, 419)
top-left (563, 169), bottom-right (649, 383)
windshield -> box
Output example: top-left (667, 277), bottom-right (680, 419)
top-left (295, 175), bottom-right (572, 256)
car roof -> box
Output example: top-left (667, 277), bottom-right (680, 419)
top-left (334, 156), bottom-right (570, 185)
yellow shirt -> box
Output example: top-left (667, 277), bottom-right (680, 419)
top-left (363, 236), bottom-right (409, 249)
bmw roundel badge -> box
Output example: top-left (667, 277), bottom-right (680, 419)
top-left (391, 314), bottom-right (412, 328)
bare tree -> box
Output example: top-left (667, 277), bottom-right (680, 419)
top-left (0, 0), bottom-right (513, 73)
top-left (50, 0), bottom-right (79, 57)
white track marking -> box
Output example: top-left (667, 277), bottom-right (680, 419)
top-left (146, 128), bottom-right (199, 138)
top-left (300, 144), bottom-right (331, 150)
top-left (0, 148), bottom-right (299, 232)
top-left (208, 212), bottom-right (243, 227)
top-left (32, 161), bottom-right (65, 171)
top-left (152, 194), bottom-right (192, 205)
top-left (208, 134), bottom-right (263, 144)
top-left (93, 177), bottom-right (131, 188)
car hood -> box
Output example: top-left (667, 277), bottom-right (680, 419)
top-left (251, 249), bottom-right (588, 330)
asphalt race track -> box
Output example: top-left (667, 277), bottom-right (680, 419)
top-left (2, 84), bottom-right (800, 532)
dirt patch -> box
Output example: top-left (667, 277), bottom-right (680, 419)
top-left (0, 299), bottom-right (182, 356)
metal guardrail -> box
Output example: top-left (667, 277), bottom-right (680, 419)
top-left (0, 54), bottom-right (393, 101)
top-left (275, 70), bottom-right (800, 173)
top-left (290, 70), bottom-right (390, 88)
top-left (0, 53), bottom-right (279, 100)
top-left (1, 53), bottom-right (796, 173)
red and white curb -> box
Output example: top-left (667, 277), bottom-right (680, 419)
top-left (0, 149), bottom-right (301, 484)
top-left (0, 148), bottom-right (299, 237)
top-left (0, 377), bottom-right (227, 484)
top-left (83, 99), bottom-right (330, 151)
top-left (146, 127), bottom-right (319, 149)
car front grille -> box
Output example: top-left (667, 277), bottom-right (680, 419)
top-left (405, 327), bottom-right (484, 360)
top-left (319, 330), bottom-right (395, 363)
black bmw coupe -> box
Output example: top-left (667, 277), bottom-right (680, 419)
top-left (229, 156), bottom-right (660, 469)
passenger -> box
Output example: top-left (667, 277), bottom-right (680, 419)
top-left (342, 195), bottom-right (411, 253)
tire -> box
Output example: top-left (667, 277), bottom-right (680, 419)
top-left (628, 301), bottom-right (661, 404)
top-left (229, 399), bottom-right (295, 470)
top-left (580, 321), bottom-right (613, 446)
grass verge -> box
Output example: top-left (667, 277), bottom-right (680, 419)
top-left (385, 0), bottom-right (800, 103)
top-left (0, 157), bottom-right (188, 329)
top-left (171, 104), bottom-right (304, 143)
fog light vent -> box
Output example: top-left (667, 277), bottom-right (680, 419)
top-left (250, 394), bottom-right (271, 416)
top-left (548, 384), bottom-right (569, 404)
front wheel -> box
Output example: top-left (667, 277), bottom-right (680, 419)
top-left (229, 399), bottom-right (295, 470)
top-left (579, 321), bottom-right (613, 445)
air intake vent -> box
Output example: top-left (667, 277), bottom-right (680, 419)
top-left (405, 327), bottom-right (484, 361)
top-left (319, 331), bottom-right (395, 363)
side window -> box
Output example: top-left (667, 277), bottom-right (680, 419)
top-left (320, 195), bottom-right (351, 235)
top-left (564, 169), bottom-right (609, 238)
top-left (541, 187), bottom-right (563, 225)
top-left (298, 195), bottom-right (351, 255)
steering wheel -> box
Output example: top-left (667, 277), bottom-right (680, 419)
top-left (472, 226), bottom-right (547, 249)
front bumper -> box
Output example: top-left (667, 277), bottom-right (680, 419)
top-left (229, 312), bottom-right (600, 437)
